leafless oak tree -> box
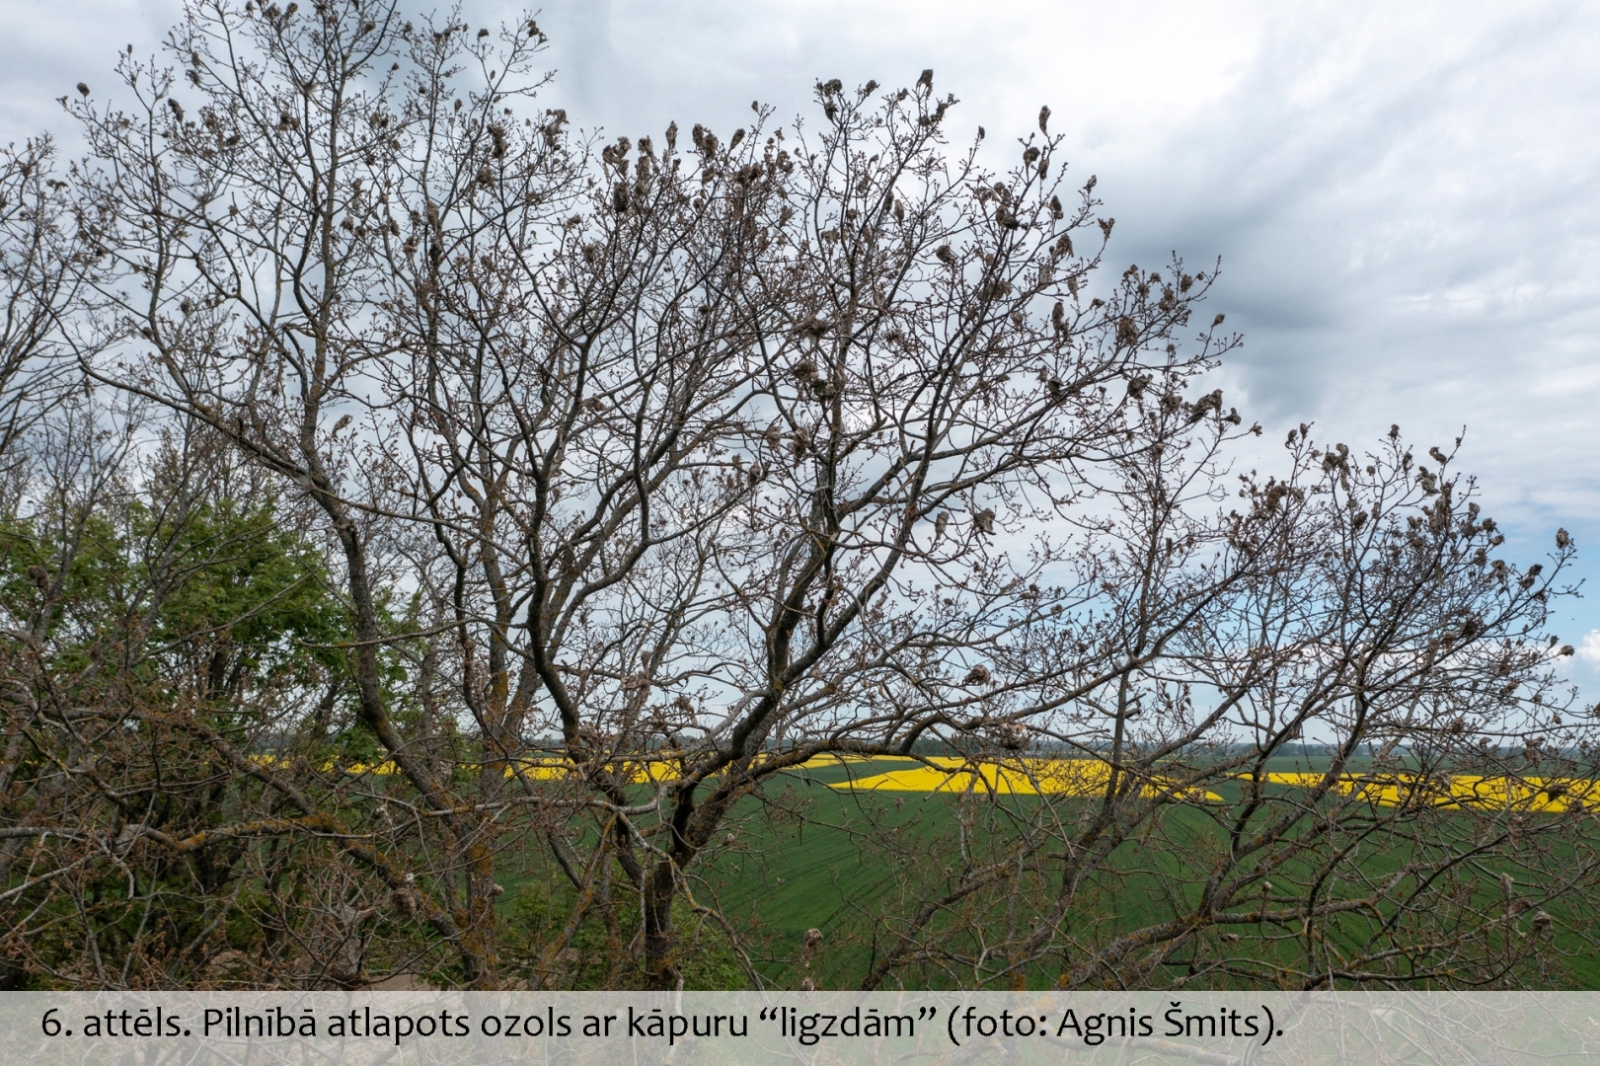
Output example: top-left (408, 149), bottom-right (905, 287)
top-left (0, 0), bottom-right (1593, 991)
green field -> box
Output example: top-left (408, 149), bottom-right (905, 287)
top-left (499, 756), bottom-right (1600, 989)
top-left (694, 758), bottom-right (1600, 989)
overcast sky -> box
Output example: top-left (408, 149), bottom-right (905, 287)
top-left (5, 0), bottom-right (1599, 690)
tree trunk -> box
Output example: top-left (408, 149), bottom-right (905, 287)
top-left (643, 860), bottom-right (680, 990)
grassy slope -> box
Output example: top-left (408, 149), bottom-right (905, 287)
top-left (687, 758), bottom-right (1600, 989)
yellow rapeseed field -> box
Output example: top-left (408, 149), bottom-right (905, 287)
top-left (249, 751), bottom-right (876, 782)
top-left (828, 757), bottom-right (1224, 801)
top-left (1243, 771), bottom-right (1600, 812)
top-left (250, 753), bottom-right (1594, 812)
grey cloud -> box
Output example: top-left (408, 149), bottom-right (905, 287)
top-left (4, 0), bottom-right (1597, 684)
top-left (1086, 3), bottom-right (1600, 658)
